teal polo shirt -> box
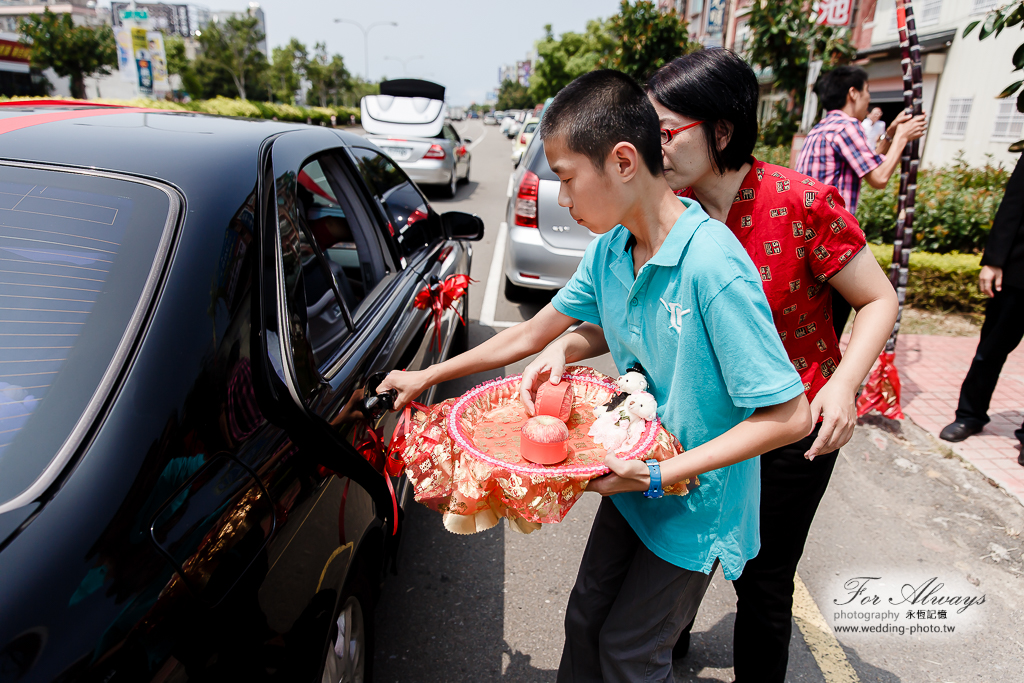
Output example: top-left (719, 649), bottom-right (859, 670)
top-left (552, 197), bottom-right (803, 580)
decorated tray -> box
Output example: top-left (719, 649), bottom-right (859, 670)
top-left (391, 366), bottom-right (695, 535)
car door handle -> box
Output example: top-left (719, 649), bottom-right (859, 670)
top-left (360, 371), bottom-right (397, 421)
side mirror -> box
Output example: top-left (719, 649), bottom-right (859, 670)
top-left (463, 137), bottom-right (472, 144)
top-left (442, 211), bottom-right (484, 241)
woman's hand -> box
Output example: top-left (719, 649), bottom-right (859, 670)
top-left (376, 369), bottom-right (434, 412)
top-left (804, 381), bottom-right (857, 459)
top-left (519, 340), bottom-right (570, 416)
top-left (586, 455), bottom-right (650, 496)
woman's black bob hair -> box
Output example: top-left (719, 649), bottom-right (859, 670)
top-left (647, 49), bottom-right (759, 175)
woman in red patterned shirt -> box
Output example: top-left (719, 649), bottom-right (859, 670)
top-left (521, 49), bottom-right (899, 682)
top-left (648, 50), bottom-right (899, 680)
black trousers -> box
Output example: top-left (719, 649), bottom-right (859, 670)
top-left (677, 426), bottom-right (838, 683)
top-left (831, 290), bottom-right (853, 343)
top-left (558, 498), bottom-right (717, 683)
top-left (954, 284), bottom-right (1024, 443)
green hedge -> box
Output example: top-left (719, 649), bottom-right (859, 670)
top-left (0, 95), bottom-right (359, 126)
top-left (857, 156), bottom-right (1008, 254)
top-left (868, 243), bottom-right (986, 313)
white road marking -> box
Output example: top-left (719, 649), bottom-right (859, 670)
top-left (479, 220), bottom-right (507, 327)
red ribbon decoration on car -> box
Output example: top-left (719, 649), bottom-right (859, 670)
top-left (413, 273), bottom-right (473, 351)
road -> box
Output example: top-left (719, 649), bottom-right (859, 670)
top-left (371, 119), bottom-right (1024, 683)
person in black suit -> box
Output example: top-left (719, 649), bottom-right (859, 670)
top-left (940, 154), bottom-right (1024, 465)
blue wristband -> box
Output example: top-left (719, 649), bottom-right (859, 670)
top-left (643, 459), bottom-right (663, 499)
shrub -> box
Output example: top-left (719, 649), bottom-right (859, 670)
top-left (753, 143), bottom-right (792, 167)
top-left (868, 243), bottom-right (986, 313)
top-left (857, 155), bottom-right (1009, 253)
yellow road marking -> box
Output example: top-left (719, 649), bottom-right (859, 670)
top-left (793, 572), bottom-right (861, 683)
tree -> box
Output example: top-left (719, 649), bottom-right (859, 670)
top-left (603, 0), bottom-right (694, 82)
top-left (163, 34), bottom-right (202, 99)
top-left (529, 20), bottom-right (613, 102)
top-left (196, 14), bottom-right (268, 100)
top-left (19, 9), bottom-right (117, 99)
top-left (270, 38), bottom-right (307, 104)
top-left (746, 0), bottom-right (855, 121)
top-left (964, 2), bottom-right (1024, 151)
top-left (305, 43), bottom-right (351, 107)
top-left (497, 79), bottom-right (534, 110)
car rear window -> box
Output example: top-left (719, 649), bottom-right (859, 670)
top-left (524, 138), bottom-right (558, 181)
top-left (0, 166), bottom-right (173, 510)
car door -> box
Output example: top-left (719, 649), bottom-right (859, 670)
top-left (443, 124), bottom-right (468, 179)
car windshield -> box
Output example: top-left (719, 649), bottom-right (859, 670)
top-left (0, 166), bottom-right (172, 510)
top-left (524, 138), bottom-right (558, 181)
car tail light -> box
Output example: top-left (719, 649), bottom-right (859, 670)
top-left (424, 144), bottom-right (446, 160)
top-left (514, 170), bottom-right (539, 228)
top-left (519, 132), bottom-right (527, 144)
top-left (406, 207), bottom-right (429, 226)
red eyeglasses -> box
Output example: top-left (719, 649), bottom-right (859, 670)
top-left (660, 120), bottom-right (703, 145)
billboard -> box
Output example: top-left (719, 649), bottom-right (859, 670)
top-left (815, 0), bottom-right (854, 26)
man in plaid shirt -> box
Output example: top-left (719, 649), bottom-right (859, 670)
top-left (797, 65), bottom-right (926, 335)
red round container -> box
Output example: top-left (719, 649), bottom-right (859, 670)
top-left (534, 381), bottom-right (574, 422)
top-left (521, 415), bottom-right (570, 465)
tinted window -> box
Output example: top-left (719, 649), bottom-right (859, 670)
top-left (525, 138), bottom-right (558, 181)
top-left (0, 167), bottom-right (172, 508)
top-left (349, 147), bottom-right (442, 260)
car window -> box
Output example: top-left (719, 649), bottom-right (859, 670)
top-left (285, 155), bottom-right (389, 369)
top-left (0, 167), bottom-right (173, 509)
top-left (524, 138), bottom-right (558, 181)
top-left (444, 125), bottom-right (460, 144)
top-left (524, 122), bottom-right (539, 135)
top-left (348, 147), bottom-right (443, 262)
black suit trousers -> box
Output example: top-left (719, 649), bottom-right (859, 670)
top-left (954, 285), bottom-right (1024, 442)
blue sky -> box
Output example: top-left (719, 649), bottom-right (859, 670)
top-left (104, 0), bottom-right (624, 104)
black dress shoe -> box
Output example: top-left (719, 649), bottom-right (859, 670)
top-left (939, 421), bottom-right (982, 442)
top-left (671, 630), bottom-right (690, 660)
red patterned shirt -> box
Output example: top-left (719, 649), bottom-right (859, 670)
top-left (681, 158), bottom-right (866, 400)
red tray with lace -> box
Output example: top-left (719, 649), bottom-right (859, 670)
top-left (390, 366), bottom-right (695, 534)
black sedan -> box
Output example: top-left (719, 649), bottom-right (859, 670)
top-left (0, 102), bottom-right (481, 682)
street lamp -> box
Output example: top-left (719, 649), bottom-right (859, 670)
top-left (383, 55), bottom-right (424, 77)
top-left (333, 19), bottom-right (398, 81)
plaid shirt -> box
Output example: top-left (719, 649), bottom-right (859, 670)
top-left (795, 110), bottom-right (884, 213)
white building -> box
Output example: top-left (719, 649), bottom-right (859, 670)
top-left (859, 0), bottom-right (1023, 169)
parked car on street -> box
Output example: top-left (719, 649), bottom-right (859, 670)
top-left (0, 100), bottom-right (483, 683)
top-left (504, 136), bottom-right (596, 299)
top-left (510, 115), bottom-right (540, 165)
top-left (483, 112), bottom-right (498, 125)
top-left (361, 79), bottom-right (471, 198)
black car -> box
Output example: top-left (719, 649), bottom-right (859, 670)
top-left (0, 103), bottom-right (482, 682)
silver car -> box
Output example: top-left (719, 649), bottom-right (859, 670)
top-left (363, 121), bottom-right (471, 198)
top-left (503, 136), bottom-right (597, 299)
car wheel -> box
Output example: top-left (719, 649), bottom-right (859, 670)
top-left (504, 276), bottom-right (532, 303)
top-left (322, 582), bottom-right (373, 683)
top-left (444, 170), bottom-right (457, 198)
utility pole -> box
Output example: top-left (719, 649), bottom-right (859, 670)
top-left (333, 19), bottom-right (398, 81)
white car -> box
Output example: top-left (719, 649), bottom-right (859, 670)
top-left (360, 79), bottom-right (471, 197)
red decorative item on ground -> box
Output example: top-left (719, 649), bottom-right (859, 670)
top-left (413, 273), bottom-right (473, 351)
top-left (856, 351), bottom-right (905, 420)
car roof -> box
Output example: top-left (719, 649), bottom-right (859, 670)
top-left (0, 102), bottom-right (367, 187)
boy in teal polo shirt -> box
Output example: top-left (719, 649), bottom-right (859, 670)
top-left (379, 70), bottom-right (810, 682)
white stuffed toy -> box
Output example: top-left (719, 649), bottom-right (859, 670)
top-left (593, 371), bottom-right (649, 417)
top-left (589, 390), bottom-right (658, 454)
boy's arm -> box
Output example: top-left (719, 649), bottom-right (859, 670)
top-left (519, 322), bottom-right (610, 414)
top-left (378, 303), bottom-right (578, 410)
top-left (588, 392), bottom-right (811, 495)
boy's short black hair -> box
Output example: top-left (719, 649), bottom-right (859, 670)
top-left (647, 49), bottom-right (758, 175)
top-left (539, 69), bottom-right (663, 176)
top-left (815, 65), bottom-right (869, 112)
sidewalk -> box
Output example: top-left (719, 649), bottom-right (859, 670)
top-left (864, 333), bottom-right (1024, 504)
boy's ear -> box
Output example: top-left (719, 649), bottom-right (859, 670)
top-left (609, 142), bottom-right (641, 183)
